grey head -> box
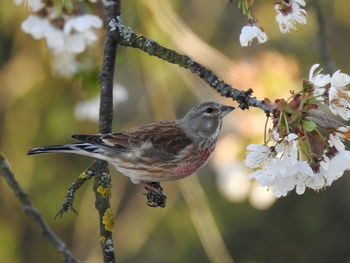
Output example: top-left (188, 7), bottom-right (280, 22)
top-left (180, 101), bottom-right (234, 144)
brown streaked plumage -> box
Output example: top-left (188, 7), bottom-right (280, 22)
top-left (28, 101), bottom-right (234, 207)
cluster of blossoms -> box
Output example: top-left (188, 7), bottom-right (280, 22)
top-left (274, 0), bottom-right (307, 33)
top-left (245, 64), bottom-right (350, 197)
top-left (238, 0), bottom-right (307, 47)
top-left (15, 0), bottom-right (102, 76)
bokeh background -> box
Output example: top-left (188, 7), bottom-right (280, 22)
top-left (1, 0), bottom-right (350, 262)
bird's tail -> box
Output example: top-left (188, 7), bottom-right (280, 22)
top-left (27, 143), bottom-right (102, 156)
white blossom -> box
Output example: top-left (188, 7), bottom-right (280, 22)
top-left (275, 133), bottom-right (298, 166)
top-left (245, 144), bottom-right (273, 169)
top-left (329, 104), bottom-right (350, 121)
top-left (14, 0), bottom-right (43, 12)
top-left (64, 14), bottom-right (103, 35)
top-left (291, 161), bottom-right (314, 195)
top-left (275, 0), bottom-right (307, 33)
top-left (269, 161), bottom-right (314, 197)
top-left (308, 63), bottom-right (331, 99)
top-left (328, 74), bottom-right (350, 121)
top-left (325, 151), bottom-right (350, 185)
top-left (331, 70), bottom-right (350, 90)
top-left (248, 157), bottom-right (288, 187)
top-left (328, 132), bottom-right (345, 152)
top-left (305, 172), bottom-right (325, 190)
top-left (21, 14), bottom-right (103, 76)
top-left (21, 14), bottom-right (102, 54)
top-left (52, 52), bottom-right (80, 77)
top-left (246, 135), bottom-right (300, 191)
top-left (239, 24), bottom-right (268, 47)
top-left (270, 128), bottom-right (280, 142)
top-left (247, 156), bottom-right (314, 197)
top-left (245, 132), bottom-right (350, 197)
top-left (75, 84), bottom-right (128, 121)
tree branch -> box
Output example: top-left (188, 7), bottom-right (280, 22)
top-left (0, 153), bottom-right (79, 263)
top-left (93, 0), bottom-right (121, 262)
top-left (99, 0), bottom-right (121, 135)
top-left (91, 160), bottom-right (115, 262)
top-left (55, 169), bottom-right (94, 219)
top-left (108, 17), bottom-right (272, 113)
top-left (313, 1), bottom-right (336, 73)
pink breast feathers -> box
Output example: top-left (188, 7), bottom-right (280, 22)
top-left (171, 148), bottom-right (215, 179)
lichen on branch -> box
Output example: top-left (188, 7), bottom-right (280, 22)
top-left (55, 169), bottom-right (94, 218)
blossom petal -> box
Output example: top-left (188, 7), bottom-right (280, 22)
top-left (331, 70), bottom-right (350, 89)
top-left (245, 144), bottom-right (271, 168)
top-left (239, 24), bottom-right (268, 47)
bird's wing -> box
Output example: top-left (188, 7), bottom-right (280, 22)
top-left (71, 121), bottom-right (193, 159)
top-left (105, 121), bottom-right (193, 155)
top-left (71, 134), bottom-right (131, 152)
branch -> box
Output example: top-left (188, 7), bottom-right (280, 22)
top-left (313, 1), bottom-right (336, 73)
top-left (93, 0), bottom-right (121, 262)
top-left (0, 153), bottom-right (79, 263)
top-left (55, 169), bottom-right (94, 218)
top-left (91, 160), bottom-right (115, 262)
top-left (99, 0), bottom-right (121, 135)
top-left (108, 17), bottom-right (272, 114)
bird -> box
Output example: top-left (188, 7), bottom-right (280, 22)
top-left (28, 101), bottom-right (234, 207)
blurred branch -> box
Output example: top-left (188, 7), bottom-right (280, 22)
top-left (55, 169), bottom-right (94, 218)
top-left (92, 0), bottom-right (121, 262)
top-left (179, 177), bottom-right (234, 263)
top-left (313, 1), bottom-right (336, 73)
top-left (146, 76), bottom-right (234, 263)
top-left (109, 18), bottom-right (272, 114)
top-left (0, 153), bottom-right (79, 263)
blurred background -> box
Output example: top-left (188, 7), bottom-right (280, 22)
top-left (1, 0), bottom-right (350, 262)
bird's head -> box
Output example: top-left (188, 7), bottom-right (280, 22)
top-left (181, 101), bottom-right (235, 141)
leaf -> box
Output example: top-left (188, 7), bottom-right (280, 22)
top-left (306, 131), bottom-right (325, 158)
top-left (305, 109), bottom-right (343, 129)
top-left (303, 120), bottom-right (317, 132)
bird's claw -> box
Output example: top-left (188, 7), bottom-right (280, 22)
top-left (143, 182), bottom-right (167, 208)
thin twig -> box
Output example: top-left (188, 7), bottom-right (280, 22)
top-left (55, 169), bottom-right (94, 218)
top-left (264, 114), bottom-right (269, 144)
top-left (93, 0), bottom-right (121, 262)
top-left (0, 153), bottom-right (79, 263)
top-left (108, 17), bottom-right (272, 114)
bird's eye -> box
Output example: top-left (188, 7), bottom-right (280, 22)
top-left (205, 107), bottom-right (213, 113)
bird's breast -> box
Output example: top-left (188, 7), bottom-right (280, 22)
top-left (169, 147), bottom-right (215, 179)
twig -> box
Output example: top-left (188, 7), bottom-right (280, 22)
top-left (55, 169), bottom-right (94, 218)
top-left (108, 17), bottom-right (272, 113)
top-left (93, 0), bottom-right (121, 262)
top-left (0, 153), bottom-right (79, 263)
top-left (313, 1), bottom-right (336, 73)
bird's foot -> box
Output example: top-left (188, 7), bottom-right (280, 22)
top-left (142, 182), bottom-right (167, 208)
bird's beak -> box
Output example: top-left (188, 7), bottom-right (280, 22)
top-left (220, 105), bottom-right (235, 117)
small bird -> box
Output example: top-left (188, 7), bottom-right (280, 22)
top-left (28, 101), bottom-right (234, 207)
